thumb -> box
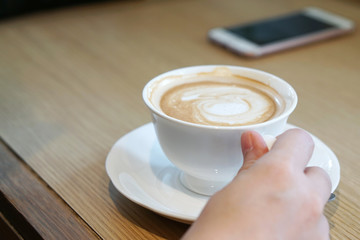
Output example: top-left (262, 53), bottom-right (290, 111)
top-left (239, 131), bottom-right (269, 172)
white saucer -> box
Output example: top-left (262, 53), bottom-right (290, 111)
top-left (106, 123), bottom-right (340, 223)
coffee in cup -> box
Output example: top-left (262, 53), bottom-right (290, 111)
top-left (158, 68), bottom-right (285, 126)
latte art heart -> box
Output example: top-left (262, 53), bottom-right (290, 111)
top-left (161, 81), bottom-right (283, 126)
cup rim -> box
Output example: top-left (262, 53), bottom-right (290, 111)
top-left (142, 65), bottom-right (298, 130)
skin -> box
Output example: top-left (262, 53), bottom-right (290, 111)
top-left (182, 128), bottom-right (332, 240)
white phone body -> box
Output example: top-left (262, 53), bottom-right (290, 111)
top-left (208, 7), bottom-right (354, 57)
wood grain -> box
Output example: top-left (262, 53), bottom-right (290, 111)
top-left (0, 140), bottom-right (100, 239)
top-left (0, 0), bottom-right (359, 239)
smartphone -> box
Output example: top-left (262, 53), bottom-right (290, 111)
top-left (208, 7), bottom-right (354, 57)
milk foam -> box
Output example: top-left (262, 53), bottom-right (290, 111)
top-left (160, 80), bottom-right (281, 126)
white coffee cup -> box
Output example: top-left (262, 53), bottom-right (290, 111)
top-left (143, 65), bottom-right (297, 195)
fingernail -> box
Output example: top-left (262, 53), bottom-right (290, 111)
top-left (243, 132), bottom-right (254, 156)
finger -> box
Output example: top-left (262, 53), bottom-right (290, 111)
top-left (266, 128), bottom-right (315, 170)
top-left (305, 166), bottom-right (332, 204)
top-left (239, 131), bottom-right (269, 172)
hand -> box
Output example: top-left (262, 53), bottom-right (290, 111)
top-left (182, 129), bottom-right (332, 240)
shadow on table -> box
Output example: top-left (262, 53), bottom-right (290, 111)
top-left (108, 181), bottom-right (189, 239)
top-left (326, 189), bottom-right (340, 231)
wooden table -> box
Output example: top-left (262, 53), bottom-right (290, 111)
top-left (1, 0), bottom-right (359, 239)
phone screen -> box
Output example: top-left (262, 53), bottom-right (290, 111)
top-left (227, 13), bottom-right (334, 46)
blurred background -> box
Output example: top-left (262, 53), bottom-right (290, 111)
top-left (0, 0), bottom-right (112, 19)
